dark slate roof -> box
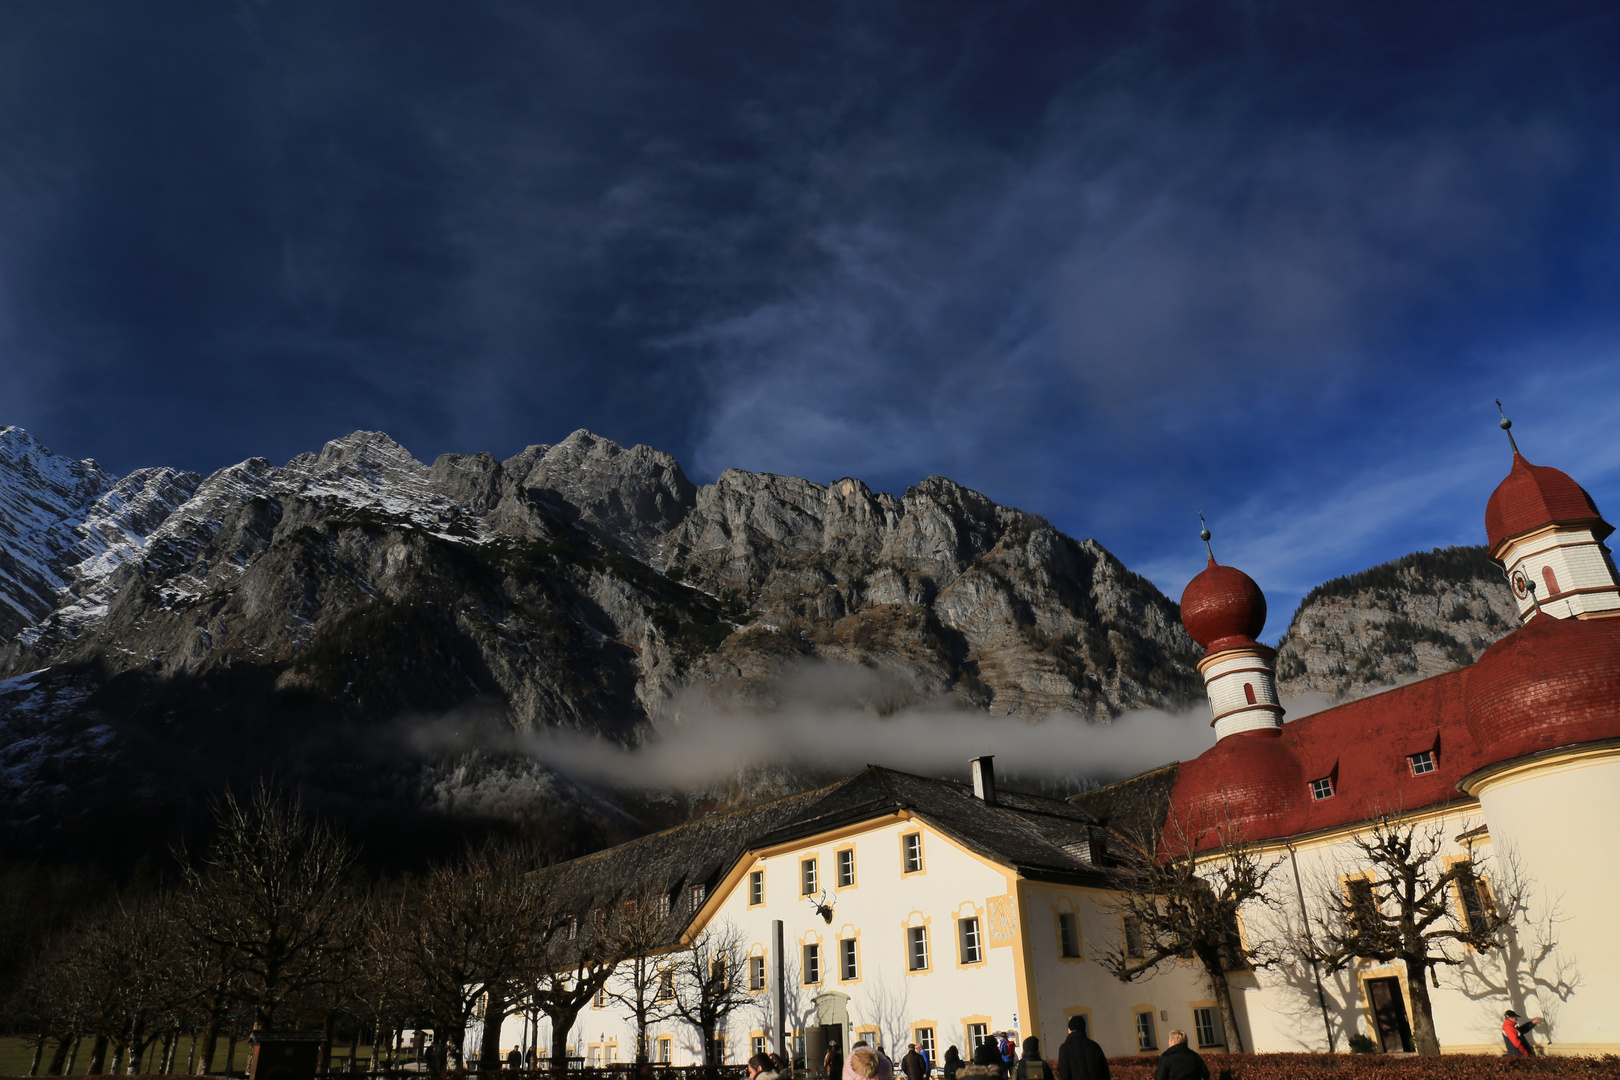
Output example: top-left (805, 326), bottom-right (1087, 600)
top-left (1066, 762), bottom-right (1180, 844)
top-left (539, 766), bottom-right (1117, 934)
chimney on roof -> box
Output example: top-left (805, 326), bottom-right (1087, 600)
top-left (971, 756), bottom-right (997, 806)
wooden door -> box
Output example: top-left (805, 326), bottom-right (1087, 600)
top-left (1366, 977), bottom-right (1412, 1053)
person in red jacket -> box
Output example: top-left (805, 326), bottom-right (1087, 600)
top-left (1502, 1010), bottom-right (1540, 1056)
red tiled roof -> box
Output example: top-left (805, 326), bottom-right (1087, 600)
top-left (1464, 611), bottom-right (1620, 763)
top-left (1485, 452), bottom-right (1610, 553)
top-left (1169, 613), bottom-right (1620, 849)
top-left (1180, 559), bottom-right (1267, 651)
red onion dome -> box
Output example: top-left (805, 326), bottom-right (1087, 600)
top-left (1463, 613), bottom-right (1620, 766)
top-left (1180, 559), bottom-right (1267, 652)
top-left (1167, 729), bottom-right (1302, 850)
top-left (1485, 453), bottom-right (1611, 554)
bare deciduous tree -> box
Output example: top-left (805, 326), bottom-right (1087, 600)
top-left (180, 784), bottom-right (357, 1030)
top-left (394, 840), bottom-right (549, 1068)
top-left (528, 904), bottom-right (622, 1073)
top-left (1297, 812), bottom-right (1526, 1056)
top-left (667, 922), bottom-right (751, 1066)
top-left (601, 889), bottom-right (680, 1066)
top-left (1098, 812), bottom-right (1280, 1053)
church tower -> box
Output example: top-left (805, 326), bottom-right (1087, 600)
top-left (1486, 407), bottom-right (1620, 622)
top-left (1179, 523), bottom-right (1285, 739)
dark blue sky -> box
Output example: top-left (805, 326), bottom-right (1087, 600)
top-left (4, 2), bottom-right (1619, 635)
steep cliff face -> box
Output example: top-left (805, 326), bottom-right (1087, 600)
top-left (1274, 546), bottom-right (1517, 700)
top-left (0, 426), bottom-right (1200, 867)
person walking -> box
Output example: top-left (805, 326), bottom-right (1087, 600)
top-left (901, 1045), bottom-right (927, 1080)
top-left (1014, 1038), bottom-right (1052, 1080)
top-left (1152, 1032), bottom-right (1207, 1080)
top-left (1056, 1017), bottom-right (1108, 1080)
top-left (826, 1043), bottom-right (844, 1080)
top-left (942, 1047), bottom-right (962, 1080)
top-left (1502, 1011), bottom-right (1540, 1056)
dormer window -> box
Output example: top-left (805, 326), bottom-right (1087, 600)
top-left (1310, 777), bottom-right (1335, 800)
top-left (657, 892), bottom-right (672, 918)
top-left (1409, 750), bottom-right (1436, 776)
top-left (690, 884), bottom-right (706, 909)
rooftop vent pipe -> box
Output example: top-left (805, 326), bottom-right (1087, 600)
top-left (971, 755), bottom-right (997, 806)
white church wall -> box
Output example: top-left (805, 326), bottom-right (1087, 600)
top-left (1468, 746), bottom-right (1620, 1053)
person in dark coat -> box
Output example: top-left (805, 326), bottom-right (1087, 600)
top-left (942, 1047), bottom-right (962, 1080)
top-left (901, 1045), bottom-right (927, 1080)
top-left (1152, 1032), bottom-right (1207, 1080)
top-left (957, 1044), bottom-right (1001, 1080)
top-left (826, 1044), bottom-right (845, 1080)
top-left (1015, 1037), bottom-right (1052, 1080)
top-left (1055, 1016), bottom-right (1108, 1080)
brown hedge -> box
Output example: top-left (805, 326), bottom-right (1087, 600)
top-left (1102, 1053), bottom-right (1620, 1079)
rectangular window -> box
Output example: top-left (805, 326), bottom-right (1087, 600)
top-left (1409, 751), bottom-right (1436, 776)
top-left (752, 1037), bottom-right (767, 1058)
top-left (803, 943), bottom-right (821, 984)
top-left (907, 925), bottom-right (929, 971)
top-left (658, 892), bottom-right (671, 918)
top-left (658, 1040), bottom-right (672, 1064)
top-left (750, 869), bottom-right (765, 906)
top-left (657, 969), bottom-right (674, 1000)
top-left (592, 987), bottom-right (605, 1009)
top-left (958, 916), bottom-right (983, 964)
top-left (801, 858), bottom-right (818, 896)
top-left (914, 1028), bottom-right (935, 1059)
top-left (837, 848), bottom-right (856, 888)
top-left (606, 1045), bottom-right (618, 1064)
top-left (567, 916), bottom-right (578, 940)
top-left (711, 957), bottom-right (728, 988)
top-left (1058, 913), bottom-right (1081, 958)
top-left (588, 1048), bottom-right (601, 1067)
top-left (1123, 915), bottom-right (1145, 959)
top-left (1311, 776), bottom-right (1335, 800)
top-left (1134, 1011), bottom-right (1157, 1052)
top-left (691, 884), bottom-right (707, 908)
top-left (902, 833), bottom-right (923, 873)
top-left (967, 1025), bottom-right (988, 1052)
top-left (840, 938), bottom-right (858, 981)
top-left (1454, 862), bottom-right (1491, 933)
top-left (748, 955), bottom-right (766, 991)
top-left (1192, 1008), bottom-right (1223, 1048)
top-left (1347, 877), bottom-right (1381, 940)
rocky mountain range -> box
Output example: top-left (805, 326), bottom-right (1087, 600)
top-left (1274, 545), bottom-right (1517, 699)
top-left (0, 425), bottom-right (1201, 869)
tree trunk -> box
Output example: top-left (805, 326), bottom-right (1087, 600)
top-left (348, 1024), bottom-right (362, 1076)
top-left (186, 1034), bottom-right (198, 1076)
top-left (161, 1029), bottom-right (177, 1074)
top-left (226, 1035), bottom-right (238, 1075)
top-left (1404, 958), bottom-right (1442, 1056)
top-left (46, 1035), bottom-right (70, 1077)
top-left (88, 1036), bottom-right (109, 1077)
top-left (545, 1005), bottom-right (583, 1076)
top-left (1203, 962), bottom-right (1244, 1054)
top-left (64, 1037), bottom-right (82, 1076)
top-left (481, 989), bottom-right (506, 1074)
top-left (195, 1020), bottom-right (219, 1076)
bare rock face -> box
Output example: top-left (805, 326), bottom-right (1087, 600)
top-left (1275, 546), bottom-right (1517, 701)
top-left (0, 425), bottom-right (1199, 867)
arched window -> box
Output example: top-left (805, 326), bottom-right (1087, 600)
top-left (1244, 683), bottom-right (1257, 705)
top-left (1543, 565), bottom-right (1561, 597)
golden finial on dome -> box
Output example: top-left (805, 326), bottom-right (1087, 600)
top-left (1199, 511), bottom-right (1215, 561)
